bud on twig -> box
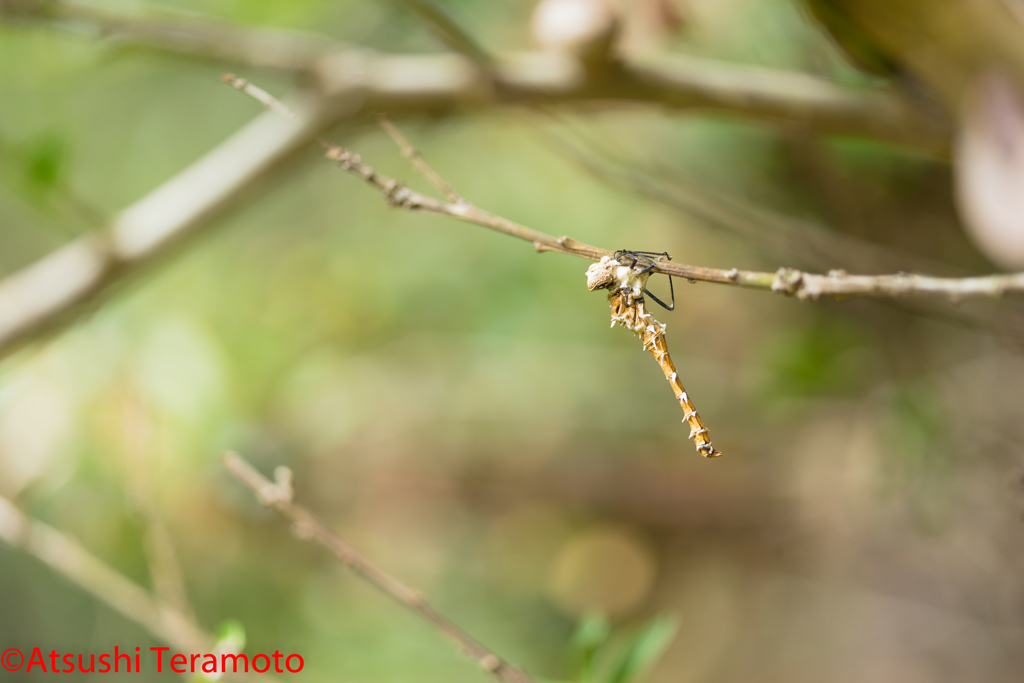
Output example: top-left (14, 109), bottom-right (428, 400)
top-left (530, 0), bottom-right (620, 67)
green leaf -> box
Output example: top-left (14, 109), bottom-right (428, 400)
top-left (213, 618), bottom-right (247, 652)
top-left (566, 613), bottom-right (611, 682)
top-left (22, 133), bottom-right (67, 190)
top-left (187, 620), bottom-right (246, 683)
top-left (602, 614), bottom-right (679, 683)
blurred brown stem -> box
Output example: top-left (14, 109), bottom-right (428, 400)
top-left (377, 115), bottom-right (461, 202)
top-left (0, 0), bottom-right (946, 151)
top-left (222, 452), bottom-right (538, 683)
top-left (396, 0), bottom-right (495, 72)
top-left (0, 493), bottom-right (279, 683)
top-left (124, 397), bottom-right (195, 620)
top-left (0, 87), bottom-right (341, 361)
top-left (4, 0), bottom-right (337, 73)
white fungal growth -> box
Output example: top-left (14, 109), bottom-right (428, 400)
top-left (586, 256), bottom-right (649, 299)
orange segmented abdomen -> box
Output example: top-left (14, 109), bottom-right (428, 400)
top-left (605, 287), bottom-right (721, 458)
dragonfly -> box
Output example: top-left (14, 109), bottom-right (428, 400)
top-left (610, 250), bottom-right (677, 310)
top-left (586, 250), bottom-right (722, 458)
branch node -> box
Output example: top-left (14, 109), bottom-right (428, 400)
top-left (479, 654), bottom-right (502, 672)
top-left (325, 145), bottom-right (356, 170)
top-left (404, 588), bottom-right (427, 607)
top-left (726, 267), bottom-right (740, 281)
top-left (381, 177), bottom-right (399, 197)
top-left (290, 521), bottom-right (315, 541)
top-left (771, 267), bottom-right (804, 296)
top-left (397, 187), bottom-right (418, 208)
top-left (252, 465), bottom-right (294, 508)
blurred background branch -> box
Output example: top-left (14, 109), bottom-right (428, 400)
top-left (124, 397), bottom-right (195, 621)
top-left (224, 75), bottom-right (1024, 304)
top-left (0, 88), bottom-right (340, 360)
top-left (396, 0), bottom-right (496, 72)
top-left (0, 492), bottom-right (279, 683)
top-left (0, 0), bottom-right (948, 150)
top-left (0, 0), bottom-right (340, 73)
top-left (223, 452), bottom-right (538, 683)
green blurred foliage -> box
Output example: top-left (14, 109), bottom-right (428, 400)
top-left (761, 314), bottom-right (876, 399)
top-left (561, 613), bottom-right (678, 683)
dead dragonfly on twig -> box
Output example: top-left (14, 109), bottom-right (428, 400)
top-left (587, 250), bottom-right (722, 458)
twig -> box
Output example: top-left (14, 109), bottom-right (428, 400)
top-left (396, 0), bottom-right (495, 72)
top-left (222, 74), bottom-right (601, 257)
top-left (1, 1), bottom-right (948, 151)
top-left (222, 452), bottom-right (538, 683)
top-left (227, 77), bottom-right (1024, 303)
top-left (220, 74), bottom-right (298, 120)
top-left (3, 0), bottom-right (337, 73)
top-left (124, 397), bottom-right (194, 619)
top-left (0, 494), bottom-right (204, 650)
top-left (0, 492), bottom-right (279, 683)
top-left (539, 121), bottom-right (1024, 339)
top-left (377, 116), bottom-right (460, 202)
top-left (0, 87), bottom-right (339, 361)
top-left (537, 116), bottom-right (955, 276)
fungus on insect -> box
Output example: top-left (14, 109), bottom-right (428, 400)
top-left (586, 253), bottom-right (722, 458)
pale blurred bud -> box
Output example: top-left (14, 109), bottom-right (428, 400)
top-left (530, 0), bottom-right (620, 64)
top-left (546, 526), bottom-right (656, 617)
top-left (954, 70), bottom-right (1024, 268)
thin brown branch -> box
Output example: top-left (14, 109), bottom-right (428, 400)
top-left (320, 139), bottom-right (606, 259)
top-left (396, 0), bottom-right (495, 72)
top-left (315, 51), bottom-right (950, 153)
top-left (1, 0), bottom-right (948, 151)
top-left (3, 0), bottom-right (337, 73)
top-left (228, 77), bottom-right (1024, 303)
top-left (546, 123), bottom-right (1024, 338)
top-left (377, 116), bottom-right (461, 202)
top-left (0, 87), bottom-right (341, 361)
top-left (537, 116), bottom-right (956, 276)
top-left (0, 492), bottom-right (278, 683)
top-left (0, 494), bottom-right (203, 650)
top-left (222, 452), bottom-right (538, 683)
top-left (220, 73), bottom-right (298, 120)
top-left (606, 56), bottom-right (950, 153)
top-left (124, 397), bottom-right (194, 620)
